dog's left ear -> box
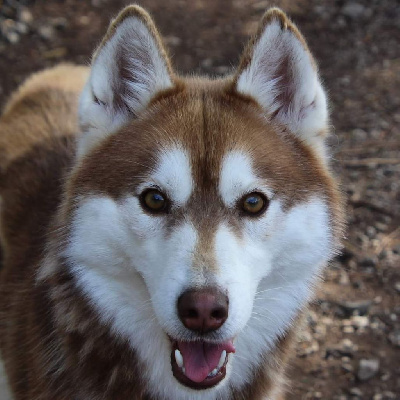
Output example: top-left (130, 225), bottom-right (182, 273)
top-left (234, 8), bottom-right (328, 154)
top-left (78, 5), bottom-right (174, 157)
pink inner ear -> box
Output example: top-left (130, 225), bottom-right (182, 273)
top-left (268, 54), bottom-right (295, 117)
top-left (88, 16), bottom-right (173, 123)
top-left (235, 19), bottom-right (327, 139)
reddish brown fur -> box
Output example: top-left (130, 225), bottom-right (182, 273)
top-left (0, 6), bottom-right (344, 400)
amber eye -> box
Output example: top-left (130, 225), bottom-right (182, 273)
top-left (141, 189), bottom-right (167, 213)
top-left (241, 192), bottom-right (268, 215)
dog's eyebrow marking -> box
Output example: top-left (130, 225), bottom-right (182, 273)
top-left (150, 146), bottom-right (193, 206)
top-left (219, 150), bottom-right (273, 207)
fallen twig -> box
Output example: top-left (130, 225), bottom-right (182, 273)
top-left (342, 158), bottom-right (400, 167)
top-left (338, 141), bottom-right (400, 154)
top-left (350, 199), bottom-right (398, 218)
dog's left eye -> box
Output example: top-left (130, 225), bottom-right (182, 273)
top-left (241, 192), bottom-right (268, 216)
top-left (141, 189), bottom-right (168, 213)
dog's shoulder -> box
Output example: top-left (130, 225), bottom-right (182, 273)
top-left (0, 64), bottom-right (88, 172)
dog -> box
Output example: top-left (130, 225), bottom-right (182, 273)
top-left (0, 5), bottom-right (344, 399)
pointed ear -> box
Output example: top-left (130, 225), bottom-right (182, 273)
top-left (234, 8), bottom-right (328, 154)
top-left (78, 5), bottom-right (174, 157)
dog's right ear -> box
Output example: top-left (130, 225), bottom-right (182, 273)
top-left (78, 5), bottom-right (174, 158)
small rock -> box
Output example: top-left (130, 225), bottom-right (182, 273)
top-left (373, 392), bottom-right (396, 400)
top-left (251, 1), bottom-right (270, 10)
top-left (215, 65), bottom-right (231, 75)
top-left (164, 36), bottom-right (182, 47)
top-left (79, 15), bottom-right (90, 25)
top-left (351, 128), bottom-right (367, 140)
top-left (336, 300), bottom-right (372, 317)
top-left (18, 8), bottom-right (33, 25)
top-left (378, 249), bottom-right (387, 259)
top-left (5, 30), bottom-right (19, 44)
top-left (320, 316), bottom-right (333, 326)
top-left (307, 310), bottom-right (318, 326)
top-left (336, 16), bottom-right (347, 27)
top-left (326, 339), bottom-right (357, 358)
top-left (342, 3), bottom-right (365, 19)
top-left (381, 372), bottom-right (391, 381)
top-left (388, 330), bottom-right (400, 347)
top-left (305, 392), bottom-right (322, 399)
top-left (366, 226), bottom-right (376, 238)
top-left (348, 387), bottom-right (363, 397)
top-left (201, 58), bottom-right (213, 69)
top-left (357, 358), bottom-right (380, 381)
top-left (394, 282), bottom-right (400, 294)
top-left (313, 5), bottom-right (332, 20)
top-left (50, 17), bottom-right (68, 30)
top-left (341, 338), bottom-right (358, 353)
top-left (351, 315), bottom-right (370, 329)
top-left (42, 47), bottom-right (67, 59)
top-left (375, 222), bottom-right (388, 232)
top-left (38, 25), bottom-right (56, 41)
top-left (343, 326), bottom-right (355, 334)
top-left (348, 259), bottom-right (357, 270)
top-left (297, 340), bottom-right (319, 357)
top-left (14, 21), bottom-right (28, 34)
top-left (339, 270), bottom-right (350, 285)
top-left (393, 244), bottom-right (400, 254)
top-left (298, 330), bottom-right (312, 342)
top-left (313, 323), bottom-right (326, 340)
top-left (359, 256), bottom-right (376, 268)
top-left (342, 362), bottom-right (354, 373)
top-left (382, 392), bottom-right (396, 400)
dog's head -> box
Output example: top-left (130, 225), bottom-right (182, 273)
top-left (62, 6), bottom-right (343, 397)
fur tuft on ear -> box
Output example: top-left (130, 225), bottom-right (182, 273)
top-left (78, 5), bottom-right (174, 158)
top-left (234, 8), bottom-right (328, 155)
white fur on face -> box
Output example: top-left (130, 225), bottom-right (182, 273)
top-left (236, 19), bottom-right (328, 156)
top-left (140, 146), bottom-right (193, 207)
top-left (65, 147), bottom-right (334, 399)
top-left (219, 150), bottom-right (274, 207)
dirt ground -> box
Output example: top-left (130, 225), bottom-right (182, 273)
top-left (0, 0), bottom-right (399, 399)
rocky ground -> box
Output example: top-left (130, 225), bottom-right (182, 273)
top-left (0, 0), bottom-right (399, 399)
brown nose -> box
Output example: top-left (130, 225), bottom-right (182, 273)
top-left (177, 288), bottom-right (229, 333)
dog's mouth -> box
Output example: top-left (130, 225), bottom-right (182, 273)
top-left (170, 339), bottom-right (235, 390)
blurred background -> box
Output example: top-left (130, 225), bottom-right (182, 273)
top-left (0, 0), bottom-right (399, 399)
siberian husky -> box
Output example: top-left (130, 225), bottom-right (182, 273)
top-left (0, 5), bottom-right (344, 400)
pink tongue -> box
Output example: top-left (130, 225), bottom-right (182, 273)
top-left (177, 341), bottom-right (235, 383)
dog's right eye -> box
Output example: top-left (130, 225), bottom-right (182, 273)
top-left (141, 189), bottom-right (168, 213)
top-left (240, 192), bottom-right (269, 216)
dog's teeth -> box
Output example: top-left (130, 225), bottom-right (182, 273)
top-left (217, 350), bottom-right (227, 370)
top-left (208, 368), bottom-right (219, 378)
top-left (175, 349), bottom-right (184, 368)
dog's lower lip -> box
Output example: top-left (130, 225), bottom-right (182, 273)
top-left (170, 340), bottom-right (230, 390)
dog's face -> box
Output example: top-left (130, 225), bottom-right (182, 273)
top-left (62, 6), bottom-right (342, 398)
